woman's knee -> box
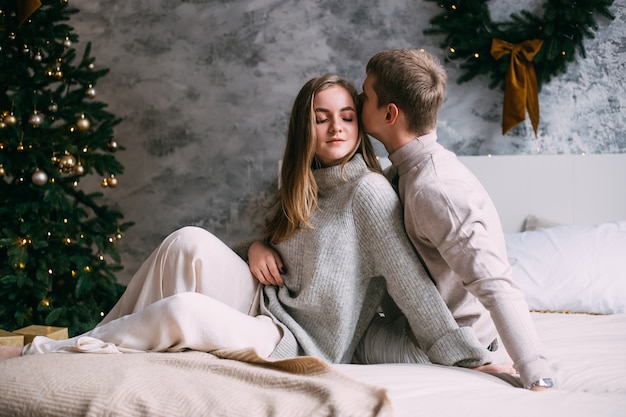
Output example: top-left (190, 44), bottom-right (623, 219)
top-left (168, 226), bottom-right (216, 244)
top-left (163, 226), bottom-right (224, 256)
top-left (161, 292), bottom-right (212, 320)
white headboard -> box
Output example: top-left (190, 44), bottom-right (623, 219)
top-left (458, 154), bottom-right (626, 233)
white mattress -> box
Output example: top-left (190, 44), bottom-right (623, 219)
top-left (336, 312), bottom-right (626, 417)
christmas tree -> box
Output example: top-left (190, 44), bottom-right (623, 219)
top-left (0, 0), bottom-right (132, 336)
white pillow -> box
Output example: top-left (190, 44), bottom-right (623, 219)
top-left (505, 221), bottom-right (626, 314)
top-left (522, 215), bottom-right (562, 231)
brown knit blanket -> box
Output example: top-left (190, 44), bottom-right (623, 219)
top-left (0, 348), bottom-right (391, 417)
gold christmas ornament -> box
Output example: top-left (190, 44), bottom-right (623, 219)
top-left (29, 111), bottom-right (44, 127)
top-left (3, 113), bottom-right (17, 126)
top-left (63, 37), bottom-right (71, 48)
top-left (107, 140), bottom-right (118, 151)
top-left (76, 115), bottom-right (90, 132)
top-left (0, 164), bottom-right (5, 177)
top-left (48, 103), bottom-right (58, 113)
top-left (74, 164), bottom-right (85, 176)
top-left (107, 175), bottom-right (118, 187)
top-left (31, 169), bottom-right (48, 186)
top-left (59, 154), bottom-right (77, 173)
top-left (85, 86), bottom-right (96, 99)
top-left (101, 178), bottom-right (109, 187)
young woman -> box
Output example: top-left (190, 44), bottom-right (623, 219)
top-left (1, 74), bottom-right (489, 368)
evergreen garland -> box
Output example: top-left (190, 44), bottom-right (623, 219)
top-left (423, 0), bottom-right (615, 90)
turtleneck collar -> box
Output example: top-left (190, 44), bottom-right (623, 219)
top-left (313, 153), bottom-right (369, 192)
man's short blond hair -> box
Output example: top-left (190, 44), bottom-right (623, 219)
top-left (366, 49), bottom-right (447, 136)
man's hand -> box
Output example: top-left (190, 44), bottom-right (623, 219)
top-left (248, 240), bottom-right (285, 286)
top-left (471, 363), bottom-right (516, 375)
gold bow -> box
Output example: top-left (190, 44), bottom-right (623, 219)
top-left (17, 0), bottom-right (42, 27)
top-left (490, 38), bottom-right (543, 136)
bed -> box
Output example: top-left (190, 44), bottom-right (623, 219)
top-left (1, 153), bottom-right (625, 417)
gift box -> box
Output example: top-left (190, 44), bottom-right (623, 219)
top-left (0, 329), bottom-right (24, 347)
top-left (14, 325), bottom-right (69, 344)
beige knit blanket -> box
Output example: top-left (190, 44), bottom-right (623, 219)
top-left (0, 348), bottom-right (391, 417)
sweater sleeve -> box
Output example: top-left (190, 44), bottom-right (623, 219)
top-left (351, 174), bottom-right (489, 367)
top-left (229, 238), bottom-right (259, 262)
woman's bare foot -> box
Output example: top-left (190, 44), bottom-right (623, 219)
top-left (0, 345), bottom-right (22, 360)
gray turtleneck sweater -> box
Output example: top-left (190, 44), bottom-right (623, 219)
top-left (234, 154), bottom-right (488, 367)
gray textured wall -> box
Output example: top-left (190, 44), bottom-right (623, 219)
top-left (69, 0), bottom-right (626, 284)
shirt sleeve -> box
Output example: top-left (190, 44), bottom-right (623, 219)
top-left (405, 174), bottom-right (550, 386)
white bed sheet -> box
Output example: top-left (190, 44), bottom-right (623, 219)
top-left (335, 312), bottom-right (626, 417)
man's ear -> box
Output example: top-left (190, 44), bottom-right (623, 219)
top-left (385, 103), bottom-right (400, 124)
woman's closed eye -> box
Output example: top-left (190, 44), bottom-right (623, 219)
top-left (316, 117), bottom-right (354, 125)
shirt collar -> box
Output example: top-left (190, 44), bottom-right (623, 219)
top-left (388, 132), bottom-right (437, 176)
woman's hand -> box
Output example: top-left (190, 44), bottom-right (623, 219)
top-left (248, 241), bottom-right (285, 286)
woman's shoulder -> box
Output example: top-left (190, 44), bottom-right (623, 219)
top-left (356, 170), bottom-right (396, 192)
top-left (353, 170), bottom-right (400, 209)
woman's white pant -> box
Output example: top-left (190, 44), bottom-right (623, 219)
top-left (23, 227), bottom-right (281, 358)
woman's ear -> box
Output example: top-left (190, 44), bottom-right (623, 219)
top-left (385, 103), bottom-right (400, 124)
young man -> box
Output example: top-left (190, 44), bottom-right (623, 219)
top-left (359, 48), bottom-right (553, 391)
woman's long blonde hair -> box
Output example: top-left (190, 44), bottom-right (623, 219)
top-left (264, 73), bottom-right (381, 244)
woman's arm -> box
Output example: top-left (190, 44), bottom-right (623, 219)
top-left (352, 173), bottom-right (488, 367)
top-left (247, 241), bottom-right (285, 286)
